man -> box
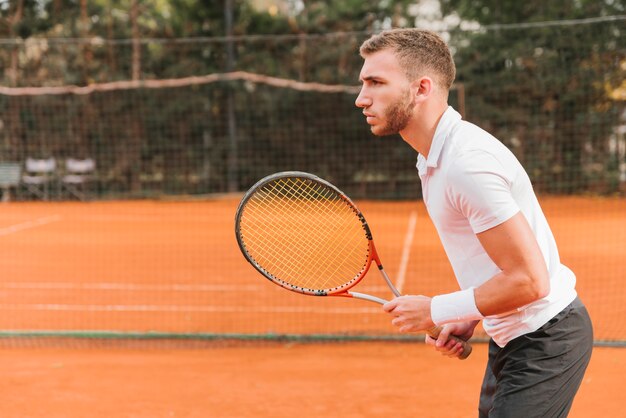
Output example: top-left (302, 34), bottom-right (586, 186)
top-left (355, 28), bottom-right (593, 417)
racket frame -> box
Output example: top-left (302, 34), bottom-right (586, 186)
top-left (235, 171), bottom-right (395, 300)
top-left (235, 171), bottom-right (472, 359)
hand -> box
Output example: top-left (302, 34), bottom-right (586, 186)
top-left (382, 295), bottom-right (434, 333)
top-left (425, 321), bottom-right (477, 359)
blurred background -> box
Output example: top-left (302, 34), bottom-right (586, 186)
top-left (0, 1), bottom-right (624, 346)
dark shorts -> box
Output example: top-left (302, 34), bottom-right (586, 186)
top-left (478, 297), bottom-right (593, 418)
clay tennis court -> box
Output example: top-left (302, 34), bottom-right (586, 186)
top-left (0, 196), bottom-right (624, 417)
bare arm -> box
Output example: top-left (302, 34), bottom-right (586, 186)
top-left (383, 211), bottom-right (550, 332)
top-left (473, 211), bottom-right (550, 316)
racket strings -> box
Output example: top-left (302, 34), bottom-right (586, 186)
top-left (273, 178), bottom-right (366, 279)
top-left (248, 178), bottom-right (366, 287)
top-left (239, 177), bottom-right (370, 292)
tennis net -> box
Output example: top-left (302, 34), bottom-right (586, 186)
top-left (0, 20), bottom-right (624, 346)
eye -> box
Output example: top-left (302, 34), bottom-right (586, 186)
top-left (360, 77), bottom-right (383, 88)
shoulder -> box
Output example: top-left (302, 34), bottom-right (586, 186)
top-left (448, 120), bottom-right (507, 154)
top-left (446, 148), bottom-right (510, 190)
top-left (443, 136), bottom-right (515, 214)
top-left (445, 121), bottom-right (517, 181)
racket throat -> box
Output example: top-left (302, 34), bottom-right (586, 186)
top-left (346, 291), bottom-right (388, 305)
top-left (370, 242), bottom-right (401, 297)
top-left (377, 266), bottom-right (401, 297)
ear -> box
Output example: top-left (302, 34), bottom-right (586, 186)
top-left (411, 77), bottom-right (434, 103)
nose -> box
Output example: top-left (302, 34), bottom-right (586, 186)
top-left (355, 88), bottom-right (371, 109)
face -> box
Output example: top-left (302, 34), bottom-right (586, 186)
top-left (355, 49), bottom-right (415, 136)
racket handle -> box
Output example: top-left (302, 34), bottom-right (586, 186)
top-left (427, 326), bottom-right (472, 360)
top-left (349, 292), bottom-right (473, 359)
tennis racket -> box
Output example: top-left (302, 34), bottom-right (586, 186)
top-left (235, 171), bottom-right (472, 359)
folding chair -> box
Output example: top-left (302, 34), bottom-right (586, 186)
top-left (60, 158), bottom-right (96, 201)
top-left (0, 162), bottom-right (22, 202)
top-left (22, 157), bottom-right (57, 200)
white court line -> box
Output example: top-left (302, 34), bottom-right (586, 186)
top-left (394, 210), bottom-right (418, 294)
top-left (0, 283), bottom-right (262, 292)
top-left (0, 215), bottom-right (62, 236)
top-left (0, 282), bottom-right (389, 292)
top-left (0, 304), bottom-right (380, 314)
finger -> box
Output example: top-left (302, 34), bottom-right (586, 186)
top-left (392, 317), bottom-right (409, 330)
top-left (447, 344), bottom-right (464, 359)
top-left (382, 299), bottom-right (398, 313)
top-left (443, 340), bottom-right (466, 358)
top-left (399, 325), bottom-right (412, 333)
top-left (443, 338), bottom-right (463, 354)
top-left (439, 345), bottom-right (460, 358)
top-left (436, 326), bottom-right (452, 347)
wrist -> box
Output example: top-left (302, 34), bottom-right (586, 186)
top-left (430, 287), bottom-right (484, 326)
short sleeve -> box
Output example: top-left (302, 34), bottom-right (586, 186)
top-left (446, 150), bottom-right (519, 233)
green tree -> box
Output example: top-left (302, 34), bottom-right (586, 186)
top-left (440, 0), bottom-right (626, 193)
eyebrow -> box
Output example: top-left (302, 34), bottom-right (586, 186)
top-left (359, 75), bottom-right (383, 84)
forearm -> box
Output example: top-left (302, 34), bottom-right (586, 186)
top-left (474, 268), bottom-right (550, 317)
top-left (431, 270), bottom-right (549, 328)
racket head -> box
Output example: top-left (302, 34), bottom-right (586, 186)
top-left (235, 171), bottom-right (374, 297)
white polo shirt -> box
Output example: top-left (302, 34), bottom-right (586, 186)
top-left (417, 106), bottom-right (577, 347)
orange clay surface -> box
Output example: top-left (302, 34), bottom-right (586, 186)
top-left (0, 342), bottom-right (623, 417)
top-left (0, 196), bottom-right (624, 417)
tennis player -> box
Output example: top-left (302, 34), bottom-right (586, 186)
top-left (355, 28), bottom-right (593, 417)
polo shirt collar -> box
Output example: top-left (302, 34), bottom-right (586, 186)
top-left (416, 106), bottom-right (462, 177)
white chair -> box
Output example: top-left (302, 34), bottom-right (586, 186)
top-left (60, 158), bottom-right (96, 200)
top-left (22, 157), bottom-right (56, 200)
top-left (0, 162), bottom-right (22, 202)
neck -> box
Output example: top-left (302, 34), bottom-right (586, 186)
top-left (400, 101), bottom-right (448, 158)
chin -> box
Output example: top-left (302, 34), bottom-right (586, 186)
top-left (369, 124), bottom-right (384, 136)
top-left (371, 126), bottom-right (392, 137)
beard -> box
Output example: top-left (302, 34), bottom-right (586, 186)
top-left (371, 90), bottom-right (414, 136)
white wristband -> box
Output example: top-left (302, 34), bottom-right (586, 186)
top-left (430, 287), bottom-right (484, 326)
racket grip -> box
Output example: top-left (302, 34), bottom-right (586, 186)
top-left (426, 326), bottom-right (472, 360)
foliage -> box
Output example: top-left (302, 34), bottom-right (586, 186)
top-left (440, 0), bottom-right (626, 193)
top-left (0, 1), bottom-right (624, 197)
